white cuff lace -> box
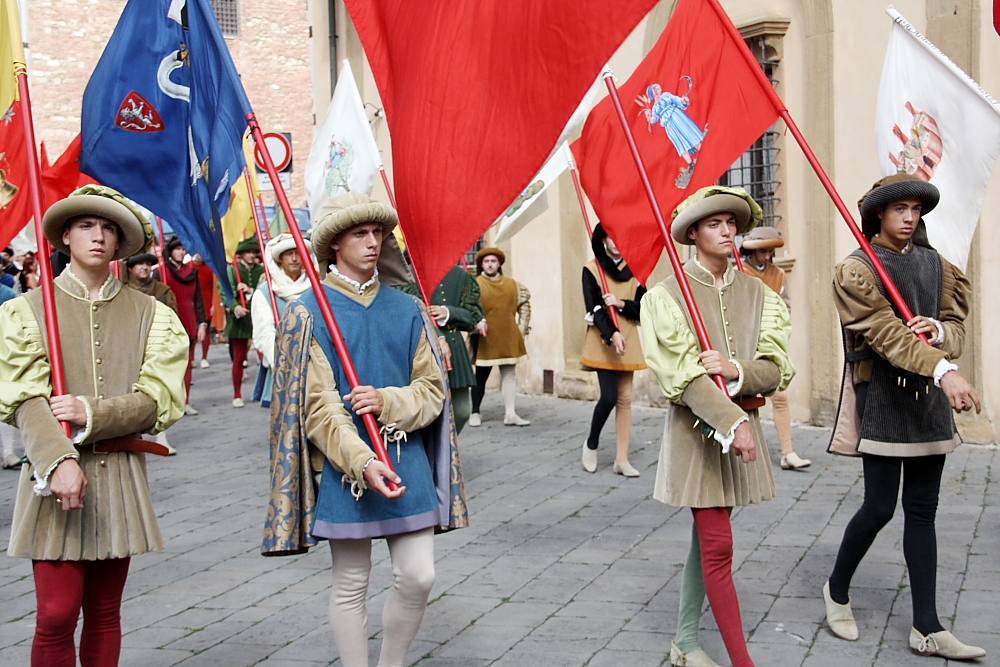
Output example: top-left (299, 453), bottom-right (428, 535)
top-left (713, 416), bottom-right (748, 454)
top-left (933, 358), bottom-right (959, 387)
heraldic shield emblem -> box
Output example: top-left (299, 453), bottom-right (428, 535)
top-left (636, 76), bottom-right (708, 189)
top-left (889, 101), bottom-right (942, 181)
top-left (116, 91), bottom-right (165, 133)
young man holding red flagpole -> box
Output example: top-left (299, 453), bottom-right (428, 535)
top-left (0, 187), bottom-right (188, 667)
top-left (824, 174), bottom-right (984, 660)
top-left (641, 187), bottom-right (793, 667)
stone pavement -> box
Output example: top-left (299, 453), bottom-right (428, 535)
top-left (0, 345), bottom-right (996, 666)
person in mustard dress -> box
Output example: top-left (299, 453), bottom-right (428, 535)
top-left (580, 223), bottom-right (646, 477)
top-left (641, 187), bottom-right (793, 667)
top-left (0, 186), bottom-right (188, 667)
top-left (469, 247), bottom-right (531, 426)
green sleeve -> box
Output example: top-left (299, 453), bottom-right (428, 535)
top-left (738, 288), bottom-right (795, 396)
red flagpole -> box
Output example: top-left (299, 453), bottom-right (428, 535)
top-left (155, 216), bottom-right (169, 287)
top-left (243, 167), bottom-right (280, 324)
top-left (732, 248), bottom-right (744, 272)
top-left (16, 74), bottom-right (72, 436)
top-left (567, 160), bottom-right (620, 329)
top-left (703, 0), bottom-right (929, 345)
top-left (378, 165), bottom-right (434, 308)
top-left (602, 72), bottom-right (730, 395)
top-left (232, 255), bottom-right (248, 309)
top-left (248, 113), bottom-right (399, 491)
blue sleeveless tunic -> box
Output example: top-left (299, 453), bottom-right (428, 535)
top-left (303, 284), bottom-right (440, 540)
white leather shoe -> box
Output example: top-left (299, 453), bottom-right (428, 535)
top-left (468, 413), bottom-right (481, 427)
top-left (781, 451), bottom-right (812, 469)
top-left (232, 398), bottom-right (245, 408)
top-left (503, 414), bottom-right (530, 426)
top-left (670, 641), bottom-right (722, 667)
top-left (612, 461), bottom-right (640, 477)
top-left (823, 581), bottom-right (858, 641)
top-left (184, 404), bottom-right (199, 416)
top-left (199, 358), bottom-right (210, 369)
top-left (909, 628), bottom-right (986, 660)
top-left (581, 441), bottom-right (597, 473)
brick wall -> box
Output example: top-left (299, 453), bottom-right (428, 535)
top-left (27, 0), bottom-right (312, 207)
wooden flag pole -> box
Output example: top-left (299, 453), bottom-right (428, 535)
top-left (243, 166), bottom-right (280, 323)
top-left (377, 165), bottom-right (435, 308)
top-left (566, 157), bottom-right (620, 329)
top-left (248, 113), bottom-right (399, 491)
top-left (16, 74), bottom-right (72, 436)
top-left (602, 71), bottom-right (730, 395)
top-left (703, 0), bottom-right (928, 344)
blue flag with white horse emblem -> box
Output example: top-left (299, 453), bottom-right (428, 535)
top-left (80, 0), bottom-right (253, 297)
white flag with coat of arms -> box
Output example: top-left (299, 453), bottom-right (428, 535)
top-left (493, 142), bottom-right (573, 243)
top-left (875, 8), bottom-right (1000, 271)
top-left (305, 60), bottom-right (382, 224)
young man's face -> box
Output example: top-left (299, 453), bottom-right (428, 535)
top-left (330, 222), bottom-right (383, 276)
top-left (750, 247), bottom-right (774, 266)
top-left (129, 261), bottom-right (153, 282)
top-left (62, 216), bottom-right (120, 270)
top-left (170, 244), bottom-right (186, 263)
top-left (480, 255), bottom-right (501, 277)
top-left (688, 212), bottom-right (737, 261)
top-left (877, 197), bottom-right (922, 247)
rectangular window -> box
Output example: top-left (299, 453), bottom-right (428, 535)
top-left (211, 0), bottom-right (240, 38)
top-left (718, 36), bottom-right (781, 227)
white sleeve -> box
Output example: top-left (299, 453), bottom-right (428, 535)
top-left (250, 286), bottom-right (276, 368)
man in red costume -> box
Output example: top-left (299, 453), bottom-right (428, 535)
top-left (157, 237), bottom-right (208, 415)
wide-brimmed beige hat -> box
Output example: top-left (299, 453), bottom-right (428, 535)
top-left (42, 185), bottom-right (151, 260)
top-left (741, 225), bottom-right (784, 250)
top-left (311, 192), bottom-right (398, 261)
top-left (267, 233), bottom-right (301, 263)
top-left (858, 173), bottom-right (939, 240)
top-left (670, 186), bottom-right (762, 245)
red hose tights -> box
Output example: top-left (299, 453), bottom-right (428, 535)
top-left (692, 507), bottom-right (754, 667)
top-left (231, 337), bottom-right (249, 399)
top-left (32, 558), bottom-right (131, 667)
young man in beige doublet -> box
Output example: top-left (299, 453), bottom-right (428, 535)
top-left (0, 186), bottom-right (188, 666)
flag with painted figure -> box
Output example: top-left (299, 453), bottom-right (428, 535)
top-left (80, 0), bottom-right (253, 297)
top-left (0, 0), bottom-right (30, 251)
top-left (305, 60), bottom-right (382, 223)
top-left (493, 142), bottom-right (573, 244)
top-left (876, 8), bottom-right (1000, 272)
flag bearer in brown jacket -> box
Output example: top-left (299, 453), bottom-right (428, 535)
top-left (823, 174), bottom-right (985, 661)
top-left (0, 187), bottom-right (188, 667)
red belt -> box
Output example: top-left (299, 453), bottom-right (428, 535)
top-left (77, 437), bottom-right (171, 457)
top-left (733, 395), bottom-right (766, 411)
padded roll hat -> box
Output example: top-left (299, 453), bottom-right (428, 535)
top-left (858, 173), bottom-right (939, 240)
top-left (475, 247), bottom-right (505, 268)
top-left (741, 226), bottom-right (784, 250)
top-left (267, 233), bottom-right (300, 263)
top-left (670, 186), bottom-right (763, 245)
top-left (42, 185), bottom-right (151, 261)
top-left (312, 192), bottom-right (398, 261)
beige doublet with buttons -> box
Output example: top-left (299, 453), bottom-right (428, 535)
top-left (0, 271), bottom-right (188, 560)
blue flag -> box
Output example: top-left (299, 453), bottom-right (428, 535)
top-left (80, 0), bottom-right (253, 297)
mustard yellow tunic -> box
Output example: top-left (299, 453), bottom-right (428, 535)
top-left (0, 272), bottom-right (188, 560)
top-left (580, 261), bottom-right (646, 371)
top-left (475, 274), bottom-right (529, 365)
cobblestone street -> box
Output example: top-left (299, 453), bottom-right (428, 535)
top-left (0, 347), bottom-right (996, 666)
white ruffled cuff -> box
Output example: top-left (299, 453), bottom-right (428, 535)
top-left (930, 318), bottom-right (945, 347)
top-left (70, 396), bottom-right (93, 445)
top-left (933, 358), bottom-right (959, 387)
top-left (33, 452), bottom-right (80, 496)
top-left (713, 416), bottom-right (748, 454)
top-left (725, 360), bottom-right (744, 396)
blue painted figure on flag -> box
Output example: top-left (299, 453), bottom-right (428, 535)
top-left (80, 0), bottom-right (254, 299)
top-left (637, 77), bottom-right (708, 188)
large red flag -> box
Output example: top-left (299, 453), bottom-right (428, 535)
top-left (572, 0), bottom-right (782, 285)
top-left (344, 0), bottom-right (658, 293)
top-left (41, 134), bottom-right (99, 209)
top-left (0, 99), bottom-right (33, 250)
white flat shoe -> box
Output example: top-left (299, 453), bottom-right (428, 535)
top-left (581, 441), bottom-right (597, 473)
top-left (670, 641), bottom-right (722, 667)
top-left (232, 398), bottom-right (245, 408)
top-left (612, 461), bottom-right (640, 477)
top-left (823, 581), bottom-right (858, 641)
top-left (199, 359), bottom-right (210, 369)
top-left (503, 414), bottom-right (530, 426)
top-left (184, 404), bottom-right (199, 416)
top-left (781, 451), bottom-right (811, 469)
top-left (2, 453), bottom-right (23, 469)
top-left (910, 628), bottom-right (986, 660)
top-left (468, 413), bottom-right (481, 427)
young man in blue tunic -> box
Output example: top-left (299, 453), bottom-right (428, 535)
top-left (270, 192), bottom-right (449, 667)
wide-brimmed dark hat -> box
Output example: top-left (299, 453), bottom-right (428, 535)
top-left (671, 186), bottom-right (762, 245)
top-left (858, 174), bottom-right (939, 239)
top-left (42, 186), bottom-right (150, 261)
top-left (126, 253), bottom-right (158, 268)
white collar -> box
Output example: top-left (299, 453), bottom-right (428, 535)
top-left (66, 268), bottom-right (116, 300)
top-left (330, 263), bottom-right (379, 295)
